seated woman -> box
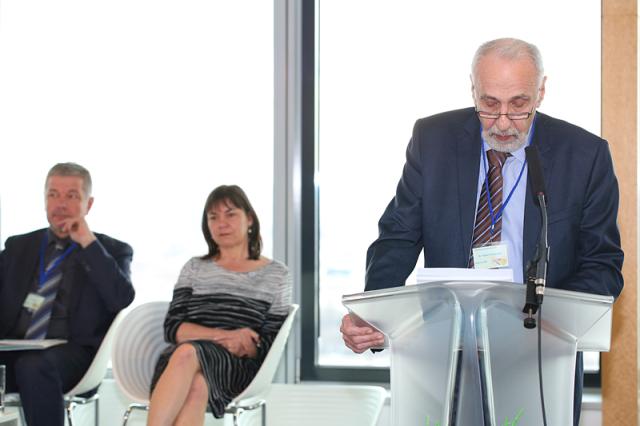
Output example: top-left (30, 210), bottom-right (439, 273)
top-left (147, 185), bottom-right (292, 426)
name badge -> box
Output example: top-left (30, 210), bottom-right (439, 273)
top-left (472, 243), bottom-right (509, 269)
top-left (23, 293), bottom-right (45, 311)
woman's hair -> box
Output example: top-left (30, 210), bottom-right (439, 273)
top-left (201, 185), bottom-right (262, 260)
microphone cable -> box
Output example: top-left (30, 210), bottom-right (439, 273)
top-left (537, 304), bottom-right (548, 426)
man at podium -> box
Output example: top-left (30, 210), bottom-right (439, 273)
top-left (340, 38), bottom-right (623, 425)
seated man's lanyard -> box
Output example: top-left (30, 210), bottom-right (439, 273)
top-left (39, 233), bottom-right (78, 287)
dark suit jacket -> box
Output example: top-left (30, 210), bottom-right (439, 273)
top-left (0, 228), bottom-right (135, 352)
top-left (365, 107), bottom-right (624, 298)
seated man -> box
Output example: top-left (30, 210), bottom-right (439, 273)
top-left (0, 162), bottom-right (135, 426)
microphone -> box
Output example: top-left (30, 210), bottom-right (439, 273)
top-left (522, 146), bottom-right (549, 329)
top-left (526, 145), bottom-right (546, 199)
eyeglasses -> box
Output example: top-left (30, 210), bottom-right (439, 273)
top-left (475, 107), bottom-right (535, 121)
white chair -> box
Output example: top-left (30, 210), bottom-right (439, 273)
top-left (110, 301), bottom-right (171, 426)
top-left (111, 302), bottom-right (299, 426)
top-left (5, 309), bottom-right (126, 426)
top-left (223, 304), bottom-right (299, 426)
top-left (263, 383), bottom-right (387, 426)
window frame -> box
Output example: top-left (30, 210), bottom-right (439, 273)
top-left (297, 0), bottom-right (601, 389)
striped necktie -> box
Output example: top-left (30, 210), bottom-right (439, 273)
top-left (469, 149), bottom-right (510, 268)
top-left (24, 245), bottom-right (67, 340)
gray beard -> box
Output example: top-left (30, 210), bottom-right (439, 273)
top-left (482, 127), bottom-right (529, 153)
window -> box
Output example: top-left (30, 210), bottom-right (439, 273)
top-left (0, 1), bottom-right (274, 304)
top-left (303, 0), bottom-right (602, 382)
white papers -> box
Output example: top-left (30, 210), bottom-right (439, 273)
top-left (0, 339), bottom-right (67, 351)
top-left (415, 267), bottom-right (514, 284)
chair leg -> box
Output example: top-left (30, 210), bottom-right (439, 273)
top-left (227, 400), bottom-right (266, 426)
top-left (122, 408), bottom-right (131, 426)
top-left (95, 398), bottom-right (99, 426)
top-left (66, 401), bottom-right (75, 426)
top-left (122, 403), bottom-right (149, 426)
top-left (64, 395), bottom-right (101, 426)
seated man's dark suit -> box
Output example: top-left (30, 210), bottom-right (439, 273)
top-left (365, 108), bottom-right (624, 425)
top-left (0, 228), bottom-right (135, 426)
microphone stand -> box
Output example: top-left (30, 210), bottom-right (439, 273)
top-left (522, 193), bottom-right (549, 329)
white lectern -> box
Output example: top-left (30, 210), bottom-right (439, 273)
top-left (342, 281), bottom-right (613, 426)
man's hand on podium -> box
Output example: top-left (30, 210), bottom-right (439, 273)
top-left (340, 314), bottom-right (385, 353)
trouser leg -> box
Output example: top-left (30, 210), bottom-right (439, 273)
top-left (13, 343), bottom-right (93, 426)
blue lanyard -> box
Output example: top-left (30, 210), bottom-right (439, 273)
top-left (480, 115), bottom-right (537, 234)
top-left (39, 233), bottom-right (77, 287)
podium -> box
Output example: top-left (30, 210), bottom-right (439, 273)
top-left (342, 281), bottom-right (613, 426)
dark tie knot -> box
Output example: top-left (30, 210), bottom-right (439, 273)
top-left (487, 150), bottom-right (510, 169)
